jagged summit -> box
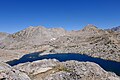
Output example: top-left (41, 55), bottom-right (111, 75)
top-left (21, 26), bottom-right (46, 32)
top-left (25, 26), bottom-right (65, 30)
top-left (86, 24), bottom-right (97, 27)
top-left (0, 25), bottom-right (120, 62)
top-left (12, 26), bottom-right (66, 40)
top-left (0, 26), bottom-right (66, 50)
top-left (82, 24), bottom-right (98, 31)
top-left (110, 26), bottom-right (120, 32)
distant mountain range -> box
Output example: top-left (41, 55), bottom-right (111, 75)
top-left (0, 25), bottom-right (120, 62)
top-left (110, 26), bottom-right (120, 32)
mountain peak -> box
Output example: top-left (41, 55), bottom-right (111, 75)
top-left (110, 26), bottom-right (120, 32)
top-left (26, 26), bottom-right (46, 29)
top-left (85, 24), bottom-right (97, 28)
top-left (82, 24), bottom-right (98, 31)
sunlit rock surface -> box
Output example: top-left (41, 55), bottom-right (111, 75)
top-left (0, 62), bottom-right (31, 80)
top-left (0, 25), bottom-right (120, 62)
top-left (13, 59), bottom-right (120, 80)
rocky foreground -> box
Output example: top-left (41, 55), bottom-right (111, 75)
top-left (0, 59), bottom-right (120, 80)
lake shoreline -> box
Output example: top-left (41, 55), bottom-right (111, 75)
top-left (6, 53), bottom-right (120, 76)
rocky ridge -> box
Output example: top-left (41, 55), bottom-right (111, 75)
top-left (0, 26), bottom-right (66, 50)
top-left (12, 59), bottom-right (120, 80)
top-left (109, 26), bottom-right (120, 32)
top-left (1, 59), bottom-right (120, 80)
top-left (0, 25), bottom-right (120, 62)
top-left (34, 25), bottom-right (120, 62)
top-left (0, 62), bottom-right (31, 80)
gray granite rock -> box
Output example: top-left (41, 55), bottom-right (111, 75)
top-left (13, 59), bottom-right (120, 80)
top-left (0, 25), bottom-right (120, 62)
top-left (0, 62), bottom-right (31, 80)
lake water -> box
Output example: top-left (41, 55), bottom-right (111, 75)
top-left (7, 52), bottom-right (120, 76)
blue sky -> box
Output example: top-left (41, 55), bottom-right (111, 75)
top-left (0, 0), bottom-right (120, 33)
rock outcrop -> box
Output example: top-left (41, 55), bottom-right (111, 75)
top-left (13, 59), bottom-right (120, 80)
top-left (0, 62), bottom-right (31, 80)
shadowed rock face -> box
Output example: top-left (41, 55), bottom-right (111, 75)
top-left (13, 59), bottom-right (120, 80)
top-left (109, 26), bottom-right (120, 32)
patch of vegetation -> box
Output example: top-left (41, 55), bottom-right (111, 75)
top-left (55, 65), bottom-right (71, 72)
